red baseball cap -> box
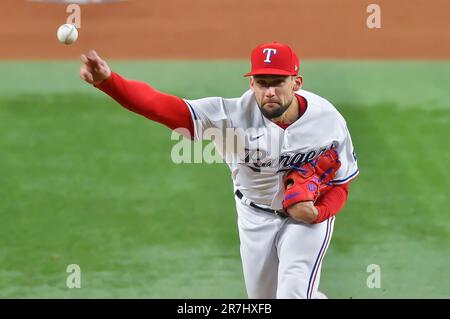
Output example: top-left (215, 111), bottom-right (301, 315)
top-left (244, 42), bottom-right (300, 77)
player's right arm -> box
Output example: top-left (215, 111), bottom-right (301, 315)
top-left (79, 50), bottom-right (194, 139)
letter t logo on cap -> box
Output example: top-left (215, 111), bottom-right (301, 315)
top-left (263, 48), bottom-right (277, 63)
top-left (244, 42), bottom-right (299, 77)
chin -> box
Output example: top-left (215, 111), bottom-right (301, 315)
top-left (262, 105), bottom-right (285, 119)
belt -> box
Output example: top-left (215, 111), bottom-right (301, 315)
top-left (234, 190), bottom-right (289, 218)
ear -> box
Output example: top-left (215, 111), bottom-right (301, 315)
top-left (249, 77), bottom-right (255, 92)
top-left (293, 76), bottom-right (303, 91)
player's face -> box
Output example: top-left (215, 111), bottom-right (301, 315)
top-left (250, 75), bottom-right (302, 119)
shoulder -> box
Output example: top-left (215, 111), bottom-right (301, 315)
top-left (184, 90), bottom-right (260, 128)
top-left (297, 89), bottom-right (339, 114)
top-left (185, 90), bottom-right (254, 111)
top-left (297, 89), bottom-right (347, 126)
top-left (223, 89), bottom-right (255, 109)
top-left (222, 90), bottom-right (263, 128)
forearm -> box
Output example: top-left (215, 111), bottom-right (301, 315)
top-left (313, 182), bottom-right (349, 223)
top-left (285, 182), bottom-right (349, 224)
top-left (95, 72), bottom-right (194, 138)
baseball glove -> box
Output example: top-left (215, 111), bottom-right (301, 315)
top-left (282, 149), bottom-right (341, 210)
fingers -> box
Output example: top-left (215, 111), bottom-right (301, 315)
top-left (81, 50), bottom-right (101, 61)
top-left (80, 68), bottom-right (94, 84)
top-left (86, 51), bottom-right (97, 63)
top-left (80, 54), bottom-right (88, 64)
top-left (90, 50), bottom-right (100, 60)
top-left (81, 53), bottom-right (95, 67)
top-left (80, 50), bottom-right (110, 84)
top-left (80, 53), bottom-right (96, 75)
top-left (86, 50), bottom-right (101, 66)
top-left (81, 50), bottom-right (102, 72)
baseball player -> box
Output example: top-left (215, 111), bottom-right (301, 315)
top-left (79, 42), bottom-right (359, 299)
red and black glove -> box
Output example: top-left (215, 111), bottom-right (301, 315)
top-left (282, 149), bottom-right (341, 210)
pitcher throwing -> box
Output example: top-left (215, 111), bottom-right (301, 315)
top-left (79, 42), bottom-right (359, 299)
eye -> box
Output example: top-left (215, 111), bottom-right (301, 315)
top-left (257, 81), bottom-right (268, 87)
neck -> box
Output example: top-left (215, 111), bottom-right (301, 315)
top-left (271, 94), bottom-right (299, 124)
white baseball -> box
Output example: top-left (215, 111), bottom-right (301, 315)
top-left (57, 24), bottom-right (78, 45)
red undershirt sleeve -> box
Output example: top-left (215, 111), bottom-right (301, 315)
top-left (95, 72), bottom-right (194, 139)
top-left (314, 182), bottom-right (350, 224)
top-left (94, 74), bottom-right (350, 223)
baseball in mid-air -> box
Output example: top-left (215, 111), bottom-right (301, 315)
top-left (57, 24), bottom-right (78, 45)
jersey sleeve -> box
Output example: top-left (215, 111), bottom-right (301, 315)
top-left (183, 97), bottom-right (229, 141)
top-left (332, 123), bottom-right (359, 185)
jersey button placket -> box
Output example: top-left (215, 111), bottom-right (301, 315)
top-left (283, 131), bottom-right (289, 149)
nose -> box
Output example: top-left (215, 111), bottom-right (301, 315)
top-left (265, 86), bottom-right (276, 97)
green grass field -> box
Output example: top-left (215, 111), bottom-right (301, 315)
top-left (0, 61), bottom-right (449, 298)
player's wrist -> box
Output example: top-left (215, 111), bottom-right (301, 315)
top-left (312, 205), bottom-right (319, 217)
top-left (94, 70), bottom-right (113, 88)
top-left (312, 205), bottom-right (327, 224)
top-left (286, 201), bottom-right (318, 224)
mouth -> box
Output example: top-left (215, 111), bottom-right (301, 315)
top-left (263, 101), bottom-right (280, 107)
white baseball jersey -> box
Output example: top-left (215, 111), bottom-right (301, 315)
top-left (183, 88), bottom-right (359, 299)
top-left (184, 89), bottom-right (359, 208)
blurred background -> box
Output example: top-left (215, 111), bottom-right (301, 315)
top-left (0, 0), bottom-right (449, 298)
